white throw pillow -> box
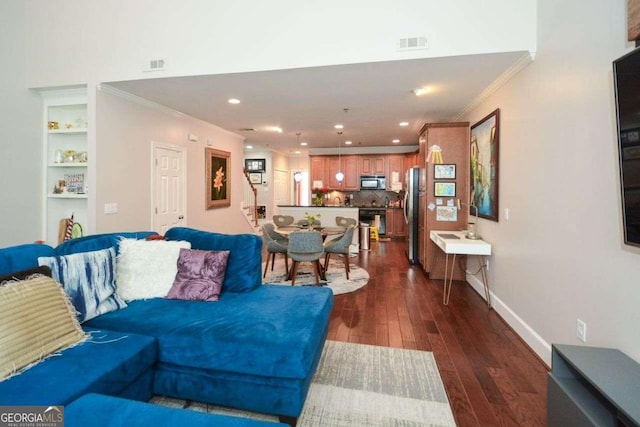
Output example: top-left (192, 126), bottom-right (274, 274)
top-left (116, 239), bottom-right (191, 301)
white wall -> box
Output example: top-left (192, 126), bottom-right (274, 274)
top-left (461, 0), bottom-right (640, 364)
top-left (0, 1), bottom-right (43, 246)
top-left (96, 87), bottom-right (252, 234)
top-left (23, 0), bottom-right (536, 88)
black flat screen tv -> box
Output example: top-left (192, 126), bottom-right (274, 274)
top-left (614, 47), bottom-right (640, 247)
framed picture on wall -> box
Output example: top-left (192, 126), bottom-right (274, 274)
top-left (206, 147), bottom-right (231, 209)
top-left (434, 182), bottom-right (456, 197)
top-left (470, 108), bottom-right (500, 221)
top-left (244, 158), bottom-right (266, 172)
top-left (434, 164), bottom-right (456, 179)
top-left (249, 173), bottom-right (261, 184)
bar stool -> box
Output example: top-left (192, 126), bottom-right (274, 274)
top-left (370, 226), bottom-right (379, 241)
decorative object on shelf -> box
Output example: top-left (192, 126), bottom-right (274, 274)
top-left (206, 147), bottom-right (231, 209)
top-left (312, 187), bottom-right (328, 206)
top-left (76, 151), bottom-right (88, 163)
top-left (434, 182), bottom-right (456, 197)
top-left (63, 150), bottom-right (76, 163)
top-left (434, 164), bottom-right (456, 179)
top-left (249, 173), bottom-right (261, 184)
top-left (304, 212), bottom-right (321, 230)
top-left (64, 173), bottom-right (85, 194)
top-left (53, 180), bottom-right (66, 194)
top-left (426, 145), bottom-right (443, 163)
top-left (470, 108), bottom-right (500, 221)
top-left (64, 123), bottom-right (74, 130)
top-left (54, 149), bottom-right (64, 164)
top-left (244, 158), bottom-right (266, 172)
top-left (48, 121), bottom-right (59, 130)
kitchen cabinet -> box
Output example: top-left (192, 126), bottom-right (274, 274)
top-left (359, 156), bottom-right (385, 175)
top-left (385, 209), bottom-right (407, 237)
top-left (310, 156), bottom-right (326, 186)
top-left (418, 122), bottom-right (470, 280)
top-left (405, 151), bottom-right (419, 170)
top-left (386, 154), bottom-right (405, 190)
top-left (342, 156), bottom-right (359, 190)
top-left (326, 156), bottom-right (342, 189)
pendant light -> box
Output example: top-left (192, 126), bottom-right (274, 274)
top-left (293, 133), bottom-right (302, 182)
top-left (335, 131), bottom-right (344, 182)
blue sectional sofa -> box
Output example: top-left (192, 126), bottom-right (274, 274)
top-left (0, 227), bottom-right (334, 426)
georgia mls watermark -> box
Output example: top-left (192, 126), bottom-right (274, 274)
top-left (0, 406), bottom-right (64, 427)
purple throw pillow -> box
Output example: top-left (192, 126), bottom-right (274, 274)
top-left (166, 248), bottom-right (230, 302)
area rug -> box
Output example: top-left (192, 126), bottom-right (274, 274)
top-left (262, 259), bottom-right (369, 295)
top-left (151, 341), bottom-right (456, 426)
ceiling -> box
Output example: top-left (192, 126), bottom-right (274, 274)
top-left (106, 51), bottom-right (527, 155)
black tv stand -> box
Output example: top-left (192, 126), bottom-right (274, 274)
top-left (548, 344), bottom-right (640, 426)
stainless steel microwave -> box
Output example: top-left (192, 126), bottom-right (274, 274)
top-left (360, 175), bottom-right (386, 190)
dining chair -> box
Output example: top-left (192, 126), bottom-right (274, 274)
top-left (262, 223), bottom-right (289, 278)
top-left (287, 231), bottom-right (324, 286)
top-left (335, 216), bottom-right (357, 228)
top-left (323, 225), bottom-right (356, 279)
top-left (273, 215), bottom-right (294, 227)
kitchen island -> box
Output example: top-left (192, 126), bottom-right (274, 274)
top-left (276, 206), bottom-right (360, 251)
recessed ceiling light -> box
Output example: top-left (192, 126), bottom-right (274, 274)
top-left (413, 87), bottom-right (432, 96)
top-left (344, 140), bottom-right (352, 145)
top-left (300, 141), bottom-right (308, 146)
top-left (334, 124), bottom-right (344, 129)
top-left (269, 126), bottom-right (283, 133)
top-left (295, 150), bottom-right (301, 154)
top-left (246, 145), bottom-right (253, 149)
top-left (399, 121), bottom-right (409, 126)
top-left (392, 139), bottom-right (400, 144)
top-left (228, 98), bottom-right (240, 104)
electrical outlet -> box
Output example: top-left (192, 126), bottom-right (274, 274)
top-left (104, 202), bottom-right (118, 214)
top-left (577, 319), bottom-right (587, 342)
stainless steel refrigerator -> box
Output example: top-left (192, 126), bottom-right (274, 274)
top-left (404, 167), bottom-right (422, 264)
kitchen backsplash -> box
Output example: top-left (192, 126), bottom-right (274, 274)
top-left (325, 189), bottom-right (404, 208)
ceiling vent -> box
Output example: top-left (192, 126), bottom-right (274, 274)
top-left (237, 128), bottom-right (256, 132)
top-left (398, 37), bottom-right (428, 51)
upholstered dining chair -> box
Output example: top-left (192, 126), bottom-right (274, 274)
top-left (273, 215), bottom-right (294, 228)
top-left (287, 231), bottom-right (324, 286)
top-left (262, 223), bottom-right (289, 278)
top-left (323, 225), bottom-right (356, 279)
top-left (335, 216), bottom-right (357, 228)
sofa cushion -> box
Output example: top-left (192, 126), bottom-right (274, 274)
top-left (0, 243), bottom-right (55, 276)
top-left (0, 276), bottom-right (86, 380)
top-left (39, 248), bottom-right (126, 322)
top-left (0, 265), bottom-right (51, 283)
top-left (166, 248), bottom-right (230, 302)
top-left (53, 232), bottom-right (158, 256)
top-left (164, 227), bottom-right (262, 293)
top-left (66, 393), bottom-right (287, 427)
top-left (0, 328), bottom-right (157, 405)
top-left (84, 285), bottom-right (334, 379)
top-left (116, 239), bottom-right (191, 301)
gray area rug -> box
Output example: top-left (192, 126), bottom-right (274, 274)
top-left (152, 341), bottom-right (456, 426)
top-left (262, 258), bottom-right (369, 295)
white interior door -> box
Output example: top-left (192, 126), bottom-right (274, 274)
top-left (273, 169), bottom-right (289, 215)
top-left (152, 142), bottom-right (186, 234)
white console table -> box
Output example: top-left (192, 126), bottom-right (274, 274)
top-left (429, 230), bottom-right (492, 307)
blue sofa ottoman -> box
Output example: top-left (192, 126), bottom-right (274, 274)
top-left (66, 393), bottom-right (286, 427)
top-left (0, 328), bottom-right (157, 406)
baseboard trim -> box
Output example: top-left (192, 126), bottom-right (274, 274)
top-left (466, 274), bottom-right (552, 367)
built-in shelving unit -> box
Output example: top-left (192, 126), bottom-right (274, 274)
top-left (41, 89), bottom-right (89, 245)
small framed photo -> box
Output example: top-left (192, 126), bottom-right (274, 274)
top-left (244, 158), bottom-right (266, 172)
top-left (249, 172), bottom-right (262, 184)
top-left (436, 206), bottom-right (458, 221)
top-left (434, 182), bottom-right (456, 197)
top-left (434, 164), bottom-right (456, 179)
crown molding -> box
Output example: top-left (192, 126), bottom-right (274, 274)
top-left (454, 50), bottom-right (535, 121)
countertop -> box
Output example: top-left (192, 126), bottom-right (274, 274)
top-left (277, 205), bottom-right (403, 209)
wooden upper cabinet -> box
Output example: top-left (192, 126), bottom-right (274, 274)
top-left (325, 156), bottom-right (342, 189)
top-left (386, 154), bottom-right (405, 190)
top-left (342, 156), bottom-right (359, 190)
top-left (310, 156), bottom-right (326, 186)
top-left (360, 156), bottom-right (385, 175)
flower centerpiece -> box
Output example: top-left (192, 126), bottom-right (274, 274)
top-left (312, 187), bottom-right (328, 206)
top-left (303, 212), bottom-right (321, 230)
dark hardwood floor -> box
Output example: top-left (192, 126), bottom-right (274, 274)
top-left (326, 239), bottom-right (548, 427)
